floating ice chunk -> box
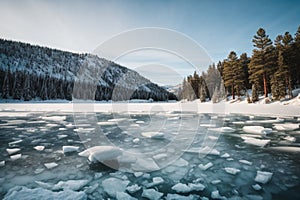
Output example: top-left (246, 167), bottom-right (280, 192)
top-left (34, 168), bottom-right (44, 174)
top-left (10, 154), bottom-right (22, 161)
top-left (102, 178), bottom-right (130, 198)
top-left (246, 118), bottom-right (284, 124)
top-left (232, 121), bottom-right (245, 125)
top-left (41, 116), bottom-right (66, 121)
top-left (153, 153), bottom-right (167, 160)
top-left (132, 138), bottom-right (140, 143)
top-left (0, 160), bottom-right (5, 167)
top-left (136, 121), bottom-right (145, 124)
top-left (274, 123), bottom-right (299, 131)
top-left (53, 180), bottom-right (89, 191)
top-left (239, 160), bottom-right (252, 165)
top-left (97, 121), bottom-right (117, 126)
top-left (188, 183), bottom-right (205, 191)
top-left (132, 157), bottom-right (160, 171)
top-left (141, 132), bottom-right (164, 139)
top-left (44, 162), bottom-right (58, 169)
top-left (208, 136), bottom-right (218, 140)
top-left (184, 146), bottom-right (220, 155)
top-left (224, 167), bottom-right (240, 175)
top-left (244, 194), bottom-right (263, 200)
top-left (172, 158), bottom-right (189, 167)
top-left (142, 189), bottom-right (163, 200)
top-left (254, 171), bottom-right (273, 184)
top-left (108, 118), bottom-right (127, 122)
top-left (58, 135), bottom-right (68, 139)
top-left (94, 172), bottom-right (103, 179)
top-left (35, 181), bottom-right (53, 190)
top-left (211, 180), bottom-right (221, 185)
top-left (6, 148), bottom-right (21, 155)
top-left (211, 190), bottom-right (227, 200)
top-left (243, 126), bottom-right (272, 135)
top-left (58, 128), bottom-right (67, 131)
top-left (252, 184), bottom-right (262, 191)
top-left (63, 146), bottom-right (80, 154)
top-left (198, 162), bottom-right (213, 171)
top-left (3, 186), bottom-right (87, 200)
top-left (133, 172), bottom-right (143, 178)
top-left (84, 183), bottom-right (99, 194)
top-left (147, 177), bottom-right (164, 188)
top-left (171, 183), bottom-right (191, 193)
top-left (116, 192), bottom-right (137, 200)
top-left (8, 139), bottom-right (23, 146)
top-left (221, 153), bottom-right (230, 158)
top-left (126, 184), bottom-right (141, 194)
top-left (241, 136), bottom-right (270, 147)
top-left (34, 146), bottom-right (45, 151)
top-left (208, 127), bottom-right (235, 133)
top-left (78, 146), bottom-right (122, 163)
top-left (165, 194), bottom-right (200, 200)
top-left (268, 146), bottom-right (300, 153)
top-left (283, 136), bottom-right (296, 142)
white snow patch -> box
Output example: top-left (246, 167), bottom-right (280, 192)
top-left (132, 138), bottom-right (140, 143)
top-left (221, 153), bottom-right (230, 158)
top-left (254, 171), bottom-right (273, 184)
top-left (188, 183), bottom-right (205, 191)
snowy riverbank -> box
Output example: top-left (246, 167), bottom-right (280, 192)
top-left (0, 98), bottom-right (299, 117)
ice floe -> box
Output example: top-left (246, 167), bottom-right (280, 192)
top-left (252, 184), bottom-right (262, 191)
top-left (0, 160), bottom-right (5, 167)
top-left (211, 190), bottom-right (227, 200)
top-left (36, 179), bottom-right (89, 191)
top-left (171, 183), bottom-right (191, 193)
top-left (116, 192), bottom-right (137, 200)
top-left (34, 146), bottom-right (45, 151)
top-left (198, 162), bottom-right (213, 170)
top-left (41, 116), bottom-right (66, 121)
top-left (242, 126), bottom-right (272, 135)
top-left (6, 148), bottom-right (21, 155)
top-left (273, 123), bottom-right (300, 131)
top-left (44, 162), bottom-right (58, 169)
top-left (224, 167), bottom-right (240, 175)
top-left (208, 127), bottom-right (235, 133)
top-left (254, 171), bottom-right (273, 184)
top-left (239, 159), bottom-right (252, 165)
top-left (268, 146), bottom-right (300, 153)
top-left (132, 157), bottom-right (160, 171)
top-left (132, 138), bottom-right (140, 143)
top-left (126, 184), bottom-right (141, 194)
top-left (10, 154), bottom-right (22, 161)
top-left (141, 188), bottom-right (163, 200)
top-left (165, 193), bottom-right (200, 200)
top-left (141, 132), bottom-right (165, 139)
top-left (63, 146), bottom-right (80, 154)
top-left (3, 186), bottom-right (87, 200)
top-left (78, 146), bottom-right (122, 163)
top-left (102, 177), bottom-right (130, 198)
top-left (241, 136), bottom-right (270, 147)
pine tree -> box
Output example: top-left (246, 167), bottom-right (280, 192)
top-left (223, 51), bottom-right (238, 99)
top-left (239, 53), bottom-right (250, 89)
top-left (249, 28), bottom-right (275, 98)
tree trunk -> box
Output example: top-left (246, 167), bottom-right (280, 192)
top-left (288, 76), bottom-right (293, 98)
top-left (263, 72), bottom-right (268, 98)
top-left (232, 84), bottom-right (235, 100)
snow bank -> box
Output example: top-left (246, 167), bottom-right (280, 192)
top-left (3, 186), bottom-right (87, 200)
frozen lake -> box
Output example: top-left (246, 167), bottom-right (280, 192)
top-left (0, 110), bottom-right (300, 199)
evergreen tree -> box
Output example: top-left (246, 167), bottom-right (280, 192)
top-left (249, 28), bottom-right (275, 98)
top-left (223, 51), bottom-right (238, 99)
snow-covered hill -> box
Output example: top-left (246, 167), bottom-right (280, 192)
top-left (0, 39), bottom-right (177, 101)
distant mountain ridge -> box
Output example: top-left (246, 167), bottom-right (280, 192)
top-left (0, 38), bottom-right (177, 101)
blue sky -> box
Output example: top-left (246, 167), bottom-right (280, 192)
top-left (1, 0), bottom-right (300, 85)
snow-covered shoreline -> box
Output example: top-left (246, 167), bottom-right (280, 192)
top-left (0, 101), bottom-right (299, 117)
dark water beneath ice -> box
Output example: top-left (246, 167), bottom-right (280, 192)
top-left (0, 111), bottom-right (300, 199)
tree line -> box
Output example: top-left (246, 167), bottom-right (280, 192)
top-left (181, 26), bottom-right (300, 102)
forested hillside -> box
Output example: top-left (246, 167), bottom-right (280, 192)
top-left (181, 26), bottom-right (300, 102)
top-left (0, 39), bottom-right (177, 101)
